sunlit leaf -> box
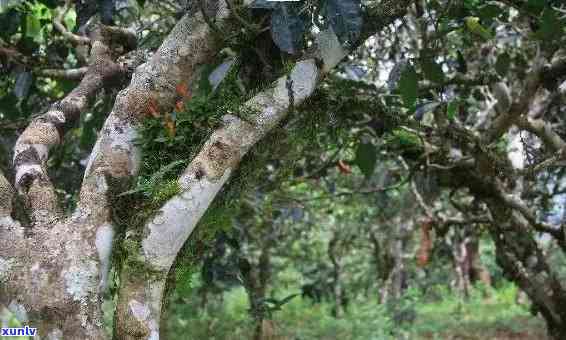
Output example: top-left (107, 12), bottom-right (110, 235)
top-left (63, 8), bottom-right (76, 31)
top-left (447, 100), bottom-right (459, 120)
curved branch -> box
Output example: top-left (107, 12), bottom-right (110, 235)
top-left (114, 1), bottom-right (413, 337)
top-left (516, 116), bottom-right (566, 152)
top-left (37, 67), bottom-right (89, 80)
top-left (13, 26), bottom-right (131, 224)
top-left (487, 57), bottom-right (566, 141)
top-left (53, 0), bottom-right (91, 45)
top-left (486, 56), bottom-right (545, 141)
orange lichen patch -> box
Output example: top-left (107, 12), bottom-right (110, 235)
top-left (164, 115), bottom-right (176, 137)
top-left (417, 218), bottom-right (433, 267)
top-left (175, 100), bottom-right (184, 112)
top-left (337, 160), bottom-right (352, 174)
top-left (176, 82), bottom-right (189, 98)
top-left (147, 98), bottom-right (160, 118)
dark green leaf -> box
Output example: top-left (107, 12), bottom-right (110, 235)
top-left (355, 139), bottom-right (377, 178)
top-left (398, 64), bottom-right (418, 110)
top-left (495, 52), bottom-right (511, 77)
top-left (421, 58), bottom-right (445, 83)
top-left (80, 126), bottom-right (97, 149)
top-left (14, 71), bottom-right (33, 100)
top-left (456, 50), bottom-right (467, 74)
top-left (447, 100), bottom-right (458, 120)
top-left (325, 0), bottom-right (363, 46)
top-left (0, 9), bottom-right (21, 39)
top-left (524, 0), bottom-right (545, 15)
top-left (270, 3), bottom-right (305, 54)
top-left (387, 60), bottom-right (408, 90)
top-left (277, 294), bottom-right (300, 307)
top-left (478, 4), bottom-right (502, 20)
top-left (535, 8), bottom-right (561, 41)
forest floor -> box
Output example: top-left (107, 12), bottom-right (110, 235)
top-left (166, 284), bottom-right (550, 339)
top-left (417, 317), bottom-right (548, 340)
top-left (410, 286), bottom-right (549, 340)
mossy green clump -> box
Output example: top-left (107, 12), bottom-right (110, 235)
top-left (389, 129), bottom-right (422, 148)
top-left (114, 65), bottom-right (395, 299)
top-left (116, 234), bottom-right (166, 282)
top-left (151, 179), bottom-right (181, 206)
top-left (385, 129), bottom-right (424, 159)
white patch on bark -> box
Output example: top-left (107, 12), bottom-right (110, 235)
top-left (83, 113), bottom-right (141, 178)
top-left (46, 329), bottom-right (63, 340)
top-left (46, 110), bottom-right (66, 124)
top-left (0, 257), bottom-right (14, 283)
top-left (8, 301), bottom-right (28, 323)
top-left (83, 137), bottom-right (102, 179)
top-left (0, 217), bottom-right (23, 237)
top-left (14, 164), bottom-right (43, 188)
top-left (129, 298), bottom-right (160, 340)
top-left (288, 60), bottom-right (319, 102)
top-left (216, 0), bottom-right (229, 21)
top-left (95, 223), bottom-right (114, 292)
top-left (14, 143), bottom-right (50, 162)
top-left (249, 60), bottom-right (318, 133)
top-left (129, 299), bottom-right (150, 321)
top-left (142, 171), bottom-right (231, 270)
top-left (63, 261), bottom-right (98, 301)
top-left (507, 128), bottom-right (524, 170)
top-left (61, 93), bottom-right (88, 111)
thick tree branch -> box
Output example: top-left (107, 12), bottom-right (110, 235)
top-left (13, 26), bottom-right (132, 224)
top-left (487, 57), bottom-right (566, 141)
top-left (53, 0), bottom-right (91, 45)
top-left (113, 1), bottom-right (413, 338)
top-left (486, 57), bottom-right (544, 141)
top-left (37, 67), bottom-right (89, 80)
top-left (516, 116), bottom-right (566, 152)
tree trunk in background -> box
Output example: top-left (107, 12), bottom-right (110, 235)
top-left (467, 234), bottom-right (492, 287)
top-left (381, 219), bottom-right (413, 303)
top-left (369, 230), bottom-right (395, 303)
top-left (452, 233), bottom-right (472, 299)
top-left (455, 172), bottom-right (566, 339)
top-left (452, 227), bottom-right (492, 299)
top-left (328, 233), bottom-right (345, 318)
top-left (240, 229), bottom-right (274, 340)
